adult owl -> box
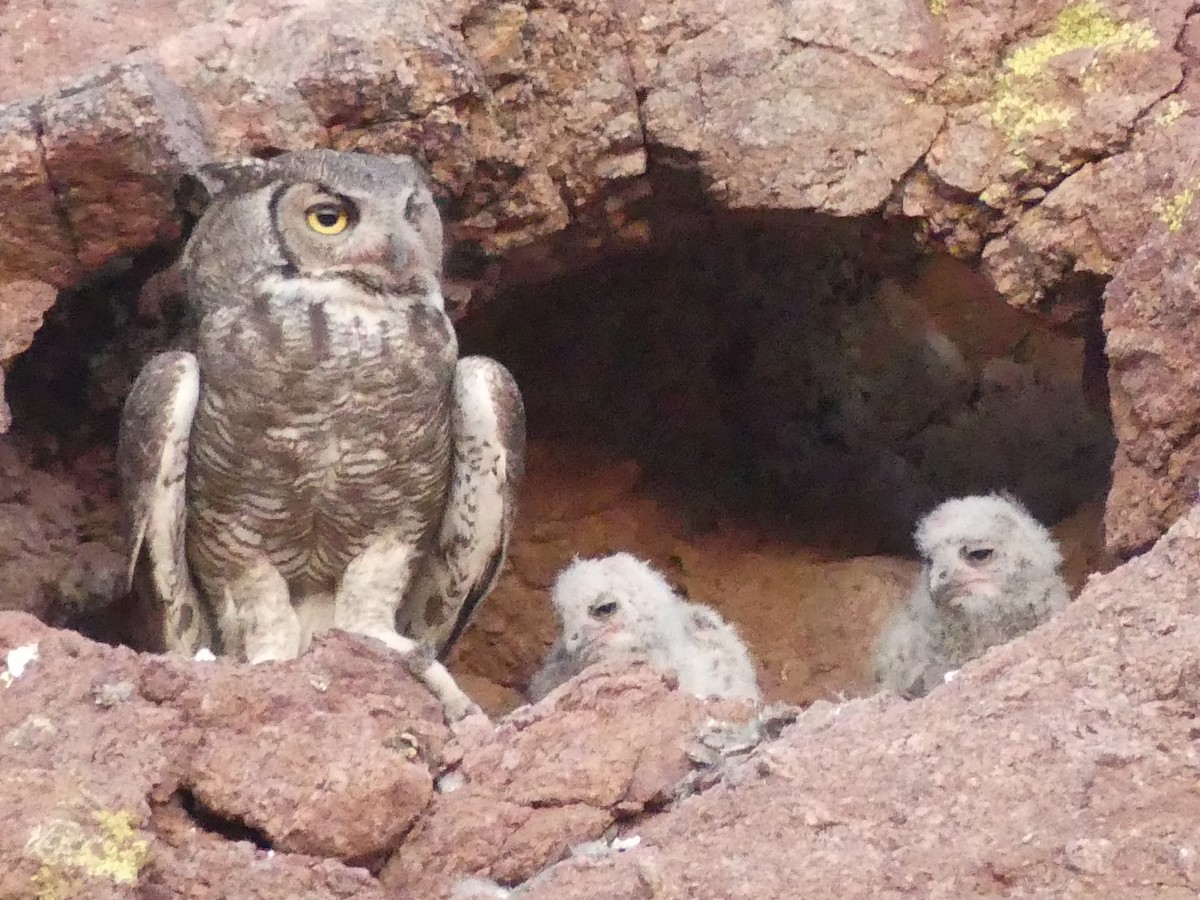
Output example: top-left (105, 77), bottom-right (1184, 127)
top-left (872, 493), bottom-right (1069, 699)
top-left (117, 149), bottom-right (525, 720)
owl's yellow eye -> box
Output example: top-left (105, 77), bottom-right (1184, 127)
top-left (306, 203), bottom-right (350, 235)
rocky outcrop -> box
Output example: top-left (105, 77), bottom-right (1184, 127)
top-left (1, 0), bottom-right (1198, 545)
top-left (2, 0), bottom-right (1200, 890)
top-left (0, 444), bottom-right (123, 630)
top-left (4, 502), bottom-right (1200, 898)
top-left (1104, 193), bottom-right (1200, 556)
top-left (0, 611), bottom-right (753, 898)
top-left (0, 0), bottom-right (1193, 293)
top-left (517, 503), bottom-right (1200, 898)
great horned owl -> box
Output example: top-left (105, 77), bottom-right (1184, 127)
top-left (528, 553), bottom-right (761, 702)
top-left (117, 150), bottom-right (525, 721)
top-left (872, 493), bottom-right (1069, 699)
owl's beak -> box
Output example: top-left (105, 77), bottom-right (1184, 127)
top-left (389, 235), bottom-right (414, 272)
top-left (929, 566), bottom-right (956, 608)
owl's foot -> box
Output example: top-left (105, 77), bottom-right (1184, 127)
top-left (335, 533), bottom-right (484, 723)
top-left (343, 623), bottom-right (483, 723)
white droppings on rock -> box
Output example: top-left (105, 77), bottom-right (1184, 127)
top-left (193, 648), bottom-right (216, 662)
top-left (1, 642), bottom-right (38, 687)
top-left (438, 770), bottom-right (466, 794)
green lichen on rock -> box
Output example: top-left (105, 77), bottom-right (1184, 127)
top-left (1154, 187), bottom-right (1195, 232)
top-left (990, 0), bottom-right (1158, 141)
top-left (26, 810), bottom-right (150, 896)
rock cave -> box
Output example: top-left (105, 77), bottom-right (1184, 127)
top-left (2, 0), bottom-right (1199, 896)
top-left (0, 177), bottom-right (1115, 711)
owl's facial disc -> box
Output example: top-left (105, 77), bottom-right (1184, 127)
top-left (273, 182), bottom-right (437, 294)
top-left (929, 544), bottom-right (999, 608)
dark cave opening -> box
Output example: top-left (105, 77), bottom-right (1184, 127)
top-left (460, 178), bottom-right (1116, 557)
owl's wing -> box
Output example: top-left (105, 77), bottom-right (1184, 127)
top-left (399, 356), bottom-right (526, 659)
top-left (117, 350), bottom-right (210, 653)
top-left (871, 597), bottom-right (941, 699)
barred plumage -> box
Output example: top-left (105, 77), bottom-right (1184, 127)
top-left (118, 150), bottom-right (525, 721)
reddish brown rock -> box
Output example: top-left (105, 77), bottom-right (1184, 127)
top-left (0, 279), bottom-right (58, 433)
top-left (0, 615), bottom-right (450, 897)
top-left (907, 0), bottom-right (1193, 292)
top-left (0, 0), bottom-right (1193, 323)
top-left (0, 279), bottom-right (56, 364)
top-left (39, 61), bottom-right (211, 271)
top-left (638, 0), bottom-right (944, 215)
top-left (0, 444), bottom-right (124, 625)
top-left (981, 73), bottom-right (1199, 319)
top-left (380, 664), bottom-right (755, 898)
top-left (145, 841), bottom-right (387, 900)
top-left (173, 634), bottom-right (450, 862)
top-left (1103, 192), bottom-right (1200, 556)
top-left (3, 497), bottom-right (1200, 899)
top-left (0, 105), bottom-right (79, 287)
top-left (0, 615), bottom-right (181, 900)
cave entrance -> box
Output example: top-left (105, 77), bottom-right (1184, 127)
top-left (453, 178), bottom-right (1115, 707)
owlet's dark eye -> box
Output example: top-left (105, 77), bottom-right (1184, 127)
top-left (404, 192), bottom-right (422, 221)
top-left (590, 600), bottom-right (618, 619)
top-left (964, 547), bottom-right (994, 563)
top-left (305, 202), bottom-right (351, 235)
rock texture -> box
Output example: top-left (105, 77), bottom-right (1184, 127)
top-left (3, 502), bottom-right (1200, 898)
top-left (0, 612), bottom-right (753, 899)
top-left (1103, 176), bottom-right (1200, 556)
top-left (515, 503), bottom-right (1200, 899)
top-left (3, 0), bottom-right (1200, 891)
top-left (0, 444), bottom-right (123, 629)
top-left (0, 0), bottom-right (1193, 290)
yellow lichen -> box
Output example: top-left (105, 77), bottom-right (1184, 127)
top-left (1156, 99), bottom-right (1188, 125)
top-left (86, 811), bottom-right (150, 883)
top-left (978, 183), bottom-right (1010, 207)
top-left (1004, 1), bottom-right (1157, 79)
top-left (1154, 187), bottom-right (1195, 233)
top-left (990, 1), bottom-right (1159, 142)
top-left (30, 865), bottom-right (80, 900)
top-left (26, 810), bottom-right (150, 893)
top-left (990, 91), bottom-right (1073, 141)
top-left (929, 0), bottom-right (948, 16)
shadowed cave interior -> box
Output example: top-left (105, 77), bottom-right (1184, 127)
top-left (0, 181), bottom-right (1117, 711)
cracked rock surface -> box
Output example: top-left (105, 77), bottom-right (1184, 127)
top-left (4, 502), bottom-right (1200, 897)
top-left (0, 613), bottom-right (752, 898)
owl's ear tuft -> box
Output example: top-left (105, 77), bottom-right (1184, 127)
top-left (176, 159), bottom-right (273, 216)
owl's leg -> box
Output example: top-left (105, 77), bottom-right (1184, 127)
top-left (335, 532), bottom-right (482, 722)
top-left (222, 556), bottom-right (302, 664)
